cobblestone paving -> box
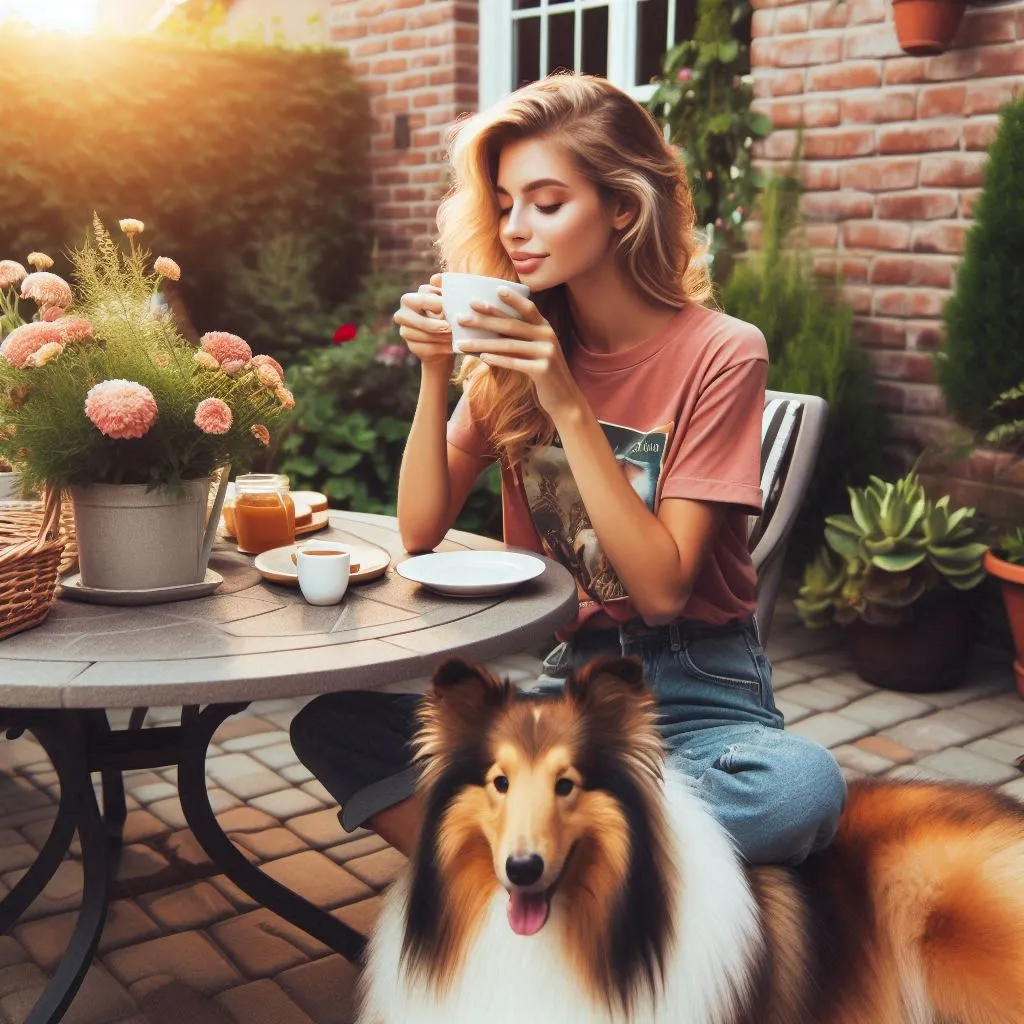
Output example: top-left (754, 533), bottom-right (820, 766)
top-left (1, 599), bottom-right (1022, 1023)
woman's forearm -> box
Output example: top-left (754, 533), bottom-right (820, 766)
top-left (551, 399), bottom-right (694, 624)
top-left (397, 360), bottom-right (455, 552)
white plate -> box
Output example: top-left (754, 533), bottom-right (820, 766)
top-left (60, 569), bottom-right (223, 606)
top-left (396, 551), bottom-right (545, 596)
top-left (254, 540), bottom-right (391, 587)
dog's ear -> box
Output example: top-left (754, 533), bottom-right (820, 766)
top-left (566, 655), bottom-right (654, 732)
top-left (426, 658), bottom-right (511, 734)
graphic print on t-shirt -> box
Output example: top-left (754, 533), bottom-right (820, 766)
top-left (519, 419), bottom-right (673, 608)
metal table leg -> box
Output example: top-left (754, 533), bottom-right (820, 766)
top-left (177, 703), bottom-right (367, 963)
top-left (0, 711), bottom-right (112, 1024)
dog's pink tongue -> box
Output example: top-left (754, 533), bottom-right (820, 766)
top-left (507, 890), bottom-right (548, 936)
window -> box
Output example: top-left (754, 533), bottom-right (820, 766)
top-left (479, 0), bottom-right (696, 109)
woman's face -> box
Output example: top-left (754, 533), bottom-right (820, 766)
top-left (495, 136), bottom-right (631, 292)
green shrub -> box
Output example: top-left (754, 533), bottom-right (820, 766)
top-left (938, 97), bottom-right (1024, 431)
top-left (274, 274), bottom-right (502, 538)
top-left (0, 30), bottom-right (372, 356)
top-left (722, 173), bottom-right (886, 558)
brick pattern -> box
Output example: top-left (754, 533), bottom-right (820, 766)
top-left (329, 0), bottom-right (479, 269)
top-left (750, 0), bottom-right (1024, 485)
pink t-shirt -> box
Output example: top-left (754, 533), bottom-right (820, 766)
top-left (447, 302), bottom-right (768, 635)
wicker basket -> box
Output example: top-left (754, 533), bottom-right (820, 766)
top-left (0, 489), bottom-right (68, 641)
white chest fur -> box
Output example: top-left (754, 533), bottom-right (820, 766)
top-left (358, 772), bottom-right (765, 1024)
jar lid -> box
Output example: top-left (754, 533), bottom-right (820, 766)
top-left (235, 473), bottom-right (290, 493)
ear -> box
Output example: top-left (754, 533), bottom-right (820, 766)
top-left (565, 655), bottom-right (650, 710)
top-left (611, 198), bottom-right (636, 232)
top-left (426, 658), bottom-right (511, 735)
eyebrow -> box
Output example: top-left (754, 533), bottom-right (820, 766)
top-left (495, 178), bottom-right (569, 196)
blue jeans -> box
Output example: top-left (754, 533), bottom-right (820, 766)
top-left (290, 619), bottom-right (847, 866)
top-left (536, 619), bottom-right (847, 865)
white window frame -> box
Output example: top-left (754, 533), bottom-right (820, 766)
top-left (479, 0), bottom-right (679, 110)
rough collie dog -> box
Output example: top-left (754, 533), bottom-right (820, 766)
top-left (357, 656), bottom-right (1024, 1024)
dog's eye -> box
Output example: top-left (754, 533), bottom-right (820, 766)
top-left (493, 775), bottom-right (509, 793)
top-left (554, 778), bottom-right (574, 797)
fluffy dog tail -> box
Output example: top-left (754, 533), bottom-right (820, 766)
top-left (863, 784), bottom-right (1024, 1024)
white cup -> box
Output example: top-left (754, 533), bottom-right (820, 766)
top-left (440, 272), bottom-right (531, 354)
top-left (296, 546), bottom-right (351, 606)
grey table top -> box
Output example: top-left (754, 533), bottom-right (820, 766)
top-left (0, 511), bottom-right (578, 710)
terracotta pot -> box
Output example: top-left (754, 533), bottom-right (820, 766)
top-left (845, 588), bottom-right (977, 692)
top-left (891, 0), bottom-right (967, 55)
top-left (984, 549), bottom-right (1024, 697)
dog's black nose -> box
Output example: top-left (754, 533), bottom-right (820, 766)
top-left (506, 854), bottom-right (544, 887)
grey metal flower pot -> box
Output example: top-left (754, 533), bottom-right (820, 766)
top-left (69, 479), bottom-right (214, 591)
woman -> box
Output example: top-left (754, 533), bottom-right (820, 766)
top-left (291, 73), bottom-right (845, 867)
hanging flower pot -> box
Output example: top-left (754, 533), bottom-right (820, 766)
top-left (891, 0), bottom-right (967, 55)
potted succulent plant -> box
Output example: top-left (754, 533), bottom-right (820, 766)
top-left (0, 217), bottom-right (294, 595)
top-left (795, 466), bottom-right (988, 691)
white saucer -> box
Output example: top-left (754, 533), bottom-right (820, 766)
top-left (254, 540), bottom-right (391, 586)
top-left (60, 569), bottom-right (224, 606)
top-left (396, 551), bottom-right (545, 596)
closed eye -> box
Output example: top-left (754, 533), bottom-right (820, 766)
top-left (536, 203), bottom-right (562, 215)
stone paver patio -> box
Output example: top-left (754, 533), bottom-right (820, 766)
top-left (0, 596), bottom-right (1022, 1023)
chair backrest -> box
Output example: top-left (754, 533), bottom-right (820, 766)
top-left (747, 389), bottom-right (829, 646)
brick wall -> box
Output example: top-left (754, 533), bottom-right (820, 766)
top-left (329, 0), bottom-right (478, 271)
top-left (749, 0), bottom-right (1024, 516)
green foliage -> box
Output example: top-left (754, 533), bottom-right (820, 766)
top-left (275, 274), bottom-right (502, 538)
top-left (647, 0), bottom-right (769, 273)
top-left (795, 467), bottom-right (988, 628)
top-left (938, 97), bottom-right (1024, 431)
top-left (0, 30), bottom-right (372, 356)
top-left (998, 526), bottom-right (1024, 565)
top-left (0, 217), bottom-right (290, 492)
top-left (722, 172), bottom-right (886, 555)
top-left (984, 378), bottom-right (1024, 450)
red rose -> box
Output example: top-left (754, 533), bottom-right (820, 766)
top-left (332, 323), bottom-right (358, 344)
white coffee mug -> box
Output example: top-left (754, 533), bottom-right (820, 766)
top-left (440, 272), bottom-right (531, 354)
top-left (296, 546), bottom-right (351, 606)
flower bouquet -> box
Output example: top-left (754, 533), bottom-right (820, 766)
top-left (0, 215), bottom-right (294, 595)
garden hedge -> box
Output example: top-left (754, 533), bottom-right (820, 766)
top-left (0, 31), bottom-right (372, 348)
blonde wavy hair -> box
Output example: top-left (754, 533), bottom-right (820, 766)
top-left (437, 73), bottom-right (713, 468)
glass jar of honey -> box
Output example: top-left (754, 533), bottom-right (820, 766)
top-left (233, 474), bottom-right (295, 555)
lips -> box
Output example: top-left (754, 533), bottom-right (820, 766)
top-left (510, 255), bottom-right (546, 275)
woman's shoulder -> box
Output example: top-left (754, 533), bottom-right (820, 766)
top-left (682, 302), bottom-right (768, 368)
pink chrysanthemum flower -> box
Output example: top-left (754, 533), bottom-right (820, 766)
top-left (52, 316), bottom-right (94, 344)
top-left (21, 272), bottom-right (73, 311)
top-left (154, 256), bottom-right (181, 281)
top-left (221, 359), bottom-right (248, 377)
top-left (251, 353), bottom-right (284, 379)
top-left (26, 252), bottom-right (53, 271)
top-left (0, 322), bottom-right (63, 368)
top-left (250, 423), bottom-right (270, 446)
top-left (0, 260), bottom-right (27, 290)
top-left (255, 363), bottom-right (282, 389)
top-left (40, 306), bottom-right (65, 322)
top-left (193, 350), bottom-right (220, 372)
top-left (85, 380), bottom-right (159, 440)
top-left (25, 341), bottom-right (64, 368)
top-left (194, 397), bottom-right (233, 435)
top-left (200, 331), bottom-right (252, 367)
top-left (119, 219), bottom-right (145, 237)
top-left (275, 385), bottom-right (295, 410)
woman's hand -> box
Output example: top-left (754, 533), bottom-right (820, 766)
top-left (456, 288), bottom-right (583, 422)
top-left (393, 273), bottom-right (453, 367)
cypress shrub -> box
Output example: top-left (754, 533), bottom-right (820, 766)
top-left (938, 97), bottom-right (1024, 431)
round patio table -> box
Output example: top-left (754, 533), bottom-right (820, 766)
top-left (0, 511), bottom-right (578, 1024)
